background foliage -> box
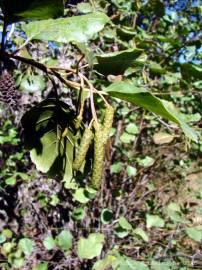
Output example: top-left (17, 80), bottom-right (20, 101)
top-left (0, 0), bottom-right (201, 269)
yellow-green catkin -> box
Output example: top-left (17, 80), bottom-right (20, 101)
top-left (102, 105), bottom-right (114, 143)
top-left (91, 128), bottom-right (105, 189)
top-left (73, 128), bottom-right (93, 171)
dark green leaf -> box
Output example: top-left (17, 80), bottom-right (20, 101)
top-left (21, 99), bottom-right (76, 182)
top-left (105, 81), bottom-right (199, 142)
top-left (95, 48), bottom-right (143, 75)
top-left (0, 0), bottom-right (64, 23)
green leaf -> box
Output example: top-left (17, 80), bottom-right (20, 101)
top-left (95, 48), bottom-right (143, 75)
top-left (110, 162), bottom-right (123, 174)
top-left (114, 226), bottom-right (129, 238)
top-left (0, 234), bottom-right (6, 244)
top-left (101, 209), bottom-right (113, 224)
top-left (126, 258), bottom-right (150, 270)
top-left (126, 166), bottom-right (137, 177)
top-left (43, 236), bottom-right (56, 250)
top-left (181, 63), bottom-right (202, 80)
top-left (120, 132), bottom-right (135, 144)
top-left (151, 260), bottom-right (177, 270)
top-left (146, 214), bottom-right (165, 228)
top-left (20, 75), bottom-right (46, 93)
top-left (119, 216), bottom-right (133, 231)
top-left (21, 99), bottom-right (76, 182)
top-left (22, 12), bottom-right (109, 43)
top-left (105, 81), bottom-right (199, 142)
top-left (137, 156), bottom-right (155, 168)
top-left (5, 177), bottom-right (16, 186)
top-left (18, 238), bottom-right (34, 256)
top-left (77, 3), bottom-right (93, 14)
top-left (72, 208), bottom-right (86, 221)
top-left (126, 123), bottom-right (139, 134)
top-left (32, 262), bottom-right (48, 270)
top-left (185, 227), bottom-right (202, 242)
top-left (133, 228), bottom-right (149, 242)
top-left (93, 254), bottom-right (117, 270)
top-left (73, 188), bottom-right (91, 204)
top-left (57, 230), bottom-right (73, 252)
top-left (0, 0), bottom-right (64, 23)
top-left (149, 62), bottom-right (166, 75)
top-left (77, 233), bottom-right (105, 259)
top-left (167, 203), bottom-right (189, 224)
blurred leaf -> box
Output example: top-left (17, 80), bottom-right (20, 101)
top-left (22, 12), bottom-right (109, 43)
top-left (72, 208), bottom-right (85, 221)
top-left (126, 166), bottom-right (137, 177)
top-left (93, 254), bottom-right (117, 270)
top-left (114, 226), bottom-right (129, 238)
top-left (73, 188), bottom-right (91, 204)
top-left (43, 236), bottom-right (56, 250)
top-left (95, 48), bottom-right (143, 75)
top-left (126, 123), bottom-right (139, 134)
top-left (120, 132), bottom-right (135, 144)
top-left (77, 3), bottom-right (93, 14)
top-left (105, 81), bottom-right (199, 142)
top-left (18, 238), bottom-right (34, 256)
top-left (151, 260), bottom-right (177, 270)
top-left (137, 156), bottom-right (155, 167)
top-left (20, 75), bottom-right (46, 93)
top-left (181, 63), bottom-right (202, 80)
top-left (110, 162), bottom-right (123, 174)
top-left (119, 216), bottom-right (133, 230)
top-left (0, 0), bottom-right (64, 23)
top-left (185, 227), bottom-right (202, 242)
top-left (32, 262), bottom-right (48, 270)
top-left (57, 230), bottom-right (73, 252)
top-left (126, 258), bottom-right (150, 270)
top-left (101, 209), bottom-right (113, 224)
top-left (149, 62), bottom-right (166, 75)
top-left (133, 228), bottom-right (149, 242)
top-left (0, 234), bottom-right (6, 244)
top-left (77, 233), bottom-right (105, 259)
top-left (153, 132), bottom-right (174, 145)
top-left (146, 214), bottom-right (165, 228)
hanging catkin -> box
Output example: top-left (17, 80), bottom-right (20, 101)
top-left (0, 70), bottom-right (20, 110)
top-left (91, 127), bottom-right (105, 189)
top-left (102, 105), bottom-right (114, 143)
top-left (73, 127), bottom-right (93, 171)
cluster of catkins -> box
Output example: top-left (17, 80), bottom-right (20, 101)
top-left (0, 70), bottom-right (19, 111)
top-left (73, 105), bottom-right (114, 189)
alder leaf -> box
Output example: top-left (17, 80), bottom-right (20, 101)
top-left (22, 12), bottom-right (109, 44)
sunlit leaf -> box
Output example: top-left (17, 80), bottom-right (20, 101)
top-left (22, 12), bottom-right (109, 43)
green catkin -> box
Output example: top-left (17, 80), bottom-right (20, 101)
top-left (102, 105), bottom-right (114, 143)
top-left (91, 128), bottom-right (105, 189)
top-left (73, 128), bottom-right (94, 171)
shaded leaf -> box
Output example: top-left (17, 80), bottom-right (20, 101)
top-left (95, 48), bottom-right (143, 75)
top-left (0, 0), bottom-right (63, 23)
top-left (21, 99), bottom-right (76, 182)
